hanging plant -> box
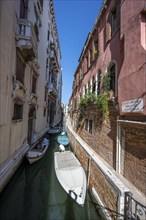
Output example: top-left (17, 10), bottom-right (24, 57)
top-left (96, 92), bottom-right (109, 119)
top-left (78, 92), bottom-right (109, 120)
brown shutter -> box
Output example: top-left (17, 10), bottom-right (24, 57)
top-left (106, 13), bottom-right (112, 43)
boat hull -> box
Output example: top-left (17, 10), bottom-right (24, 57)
top-left (26, 138), bottom-right (49, 164)
top-left (54, 151), bottom-right (87, 206)
top-left (57, 135), bottom-right (69, 146)
top-left (48, 127), bottom-right (61, 135)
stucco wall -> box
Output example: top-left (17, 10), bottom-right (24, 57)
top-left (119, 0), bottom-right (146, 115)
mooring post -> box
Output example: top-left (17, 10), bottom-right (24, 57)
top-left (124, 192), bottom-right (132, 220)
top-left (87, 156), bottom-right (92, 189)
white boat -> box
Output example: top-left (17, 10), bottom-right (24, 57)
top-left (26, 138), bottom-right (49, 164)
top-left (54, 151), bottom-right (87, 206)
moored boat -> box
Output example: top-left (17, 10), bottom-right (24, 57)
top-left (54, 151), bottom-right (87, 206)
top-left (57, 134), bottom-right (69, 146)
top-left (48, 127), bottom-right (61, 135)
top-left (26, 138), bottom-right (49, 164)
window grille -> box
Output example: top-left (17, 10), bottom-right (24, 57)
top-left (13, 103), bottom-right (23, 120)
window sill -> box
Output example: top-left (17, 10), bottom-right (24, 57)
top-left (12, 119), bottom-right (23, 123)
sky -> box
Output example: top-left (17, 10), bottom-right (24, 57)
top-left (54, 0), bottom-right (103, 105)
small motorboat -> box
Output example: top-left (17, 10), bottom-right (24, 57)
top-left (26, 138), bottom-right (49, 164)
top-left (57, 134), bottom-right (69, 146)
top-left (54, 151), bottom-right (87, 206)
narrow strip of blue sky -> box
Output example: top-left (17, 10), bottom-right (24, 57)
top-left (54, 0), bottom-right (103, 105)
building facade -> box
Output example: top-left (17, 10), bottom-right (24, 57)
top-left (0, 0), bottom-right (62, 192)
top-left (69, 0), bottom-right (146, 217)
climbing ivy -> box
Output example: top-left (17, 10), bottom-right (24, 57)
top-left (78, 92), bottom-right (109, 120)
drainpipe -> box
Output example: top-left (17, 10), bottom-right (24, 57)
top-left (116, 116), bottom-right (121, 173)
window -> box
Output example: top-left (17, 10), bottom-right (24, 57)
top-left (141, 12), bottom-right (146, 50)
top-left (109, 64), bottom-right (116, 95)
top-left (111, 8), bottom-right (118, 36)
top-left (86, 56), bottom-right (88, 70)
top-left (89, 120), bottom-right (93, 134)
top-left (88, 81), bottom-right (90, 93)
top-left (13, 103), bottom-right (23, 120)
top-left (32, 74), bottom-right (37, 94)
top-left (89, 49), bottom-right (92, 65)
top-left (47, 30), bottom-right (50, 41)
top-left (92, 76), bottom-right (96, 93)
top-left (97, 70), bottom-right (101, 95)
top-left (34, 5), bottom-right (40, 41)
top-left (106, 1), bottom-right (120, 42)
top-left (16, 53), bottom-right (25, 84)
top-left (39, 0), bottom-right (43, 10)
top-left (85, 119), bottom-right (88, 131)
top-left (93, 39), bottom-right (98, 59)
top-left (20, 0), bottom-right (28, 19)
top-left (85, 85), bottom-right (87, 95)
top-left (44, 89), bottom-right (47, 101)
top-left (44, 107), bottom-right (46, 117)
top-left (94, 39), bottom-right (98, 51)
top-left (80, 65), bottom-right (84, 80)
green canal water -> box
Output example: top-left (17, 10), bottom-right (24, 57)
top-left (0, 136), bottom-right (103, 220)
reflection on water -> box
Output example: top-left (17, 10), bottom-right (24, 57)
top-left (0, 137), bottom-right (102, 220)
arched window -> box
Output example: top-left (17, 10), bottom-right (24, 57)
top-left (108, 64), bottom-right (116, 95)
top-left (85, 85), bottom-right (87, 95)
top-left (88, 81), bottom-right (90, 93)
top-left (92, 76), bottom-right (96, 93)
top-left (97, 70), bottom-right (101, 95)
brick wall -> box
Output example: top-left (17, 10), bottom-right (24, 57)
top-left (67, 128), bottom-right (119, 219)
top-left (77, 103), bottom-right (118, 169)
top-left (72, 105), bottom-right (146, 195)
top-left (121, 121), bottom-right (146, 195)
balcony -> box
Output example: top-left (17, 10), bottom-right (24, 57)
top-left (49, 48), bottom-right (59, 72)
top-left (15, 19), bottom-right (37, 61)
top-left (48, 82), bottom-right (58, 99)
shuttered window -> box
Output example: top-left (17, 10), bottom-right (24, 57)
top-left (106, 0), bottom-right (120, 42)
top-left (20, 0), bottom-right (28, 19)
top-left (32, 74), bottom-right (37, 94)
top-left (16, 53), bottom-right (25, 84)
top-left (97, 71), bottom-right (101, 95)
top-left (106, 13), bottom-right (112, 43)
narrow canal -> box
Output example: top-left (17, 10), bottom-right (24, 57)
top-left (0, 135), bottom-right (103, 220)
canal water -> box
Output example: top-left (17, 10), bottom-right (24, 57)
top-left (0, 135), bottom-right (103, 220)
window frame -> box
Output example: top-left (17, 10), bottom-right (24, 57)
top-left (12, 102), bottom-right (23, 121)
